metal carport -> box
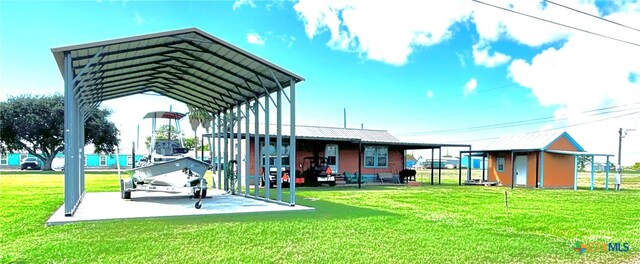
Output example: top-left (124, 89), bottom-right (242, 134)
top-left (52, 28), bottom-right (304, 216)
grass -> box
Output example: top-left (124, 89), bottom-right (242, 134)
top-left (1, 171), bottom-right (639, 263)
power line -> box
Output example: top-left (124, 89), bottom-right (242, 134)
top-left (448, 109), bottom-right (640, 144)
top-left (400, 101), bottom-right (640, 136)
top-left (545, 0), bottom-right (640, 33)
top-left (472, 0), bottom-right (640, 47)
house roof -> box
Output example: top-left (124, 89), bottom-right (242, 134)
top-left (51, 28), bottom-right (304, 114)
top-left (203, 124), bottom-right (470, 149)
top-left (481, 131), bottom-right (585, 152)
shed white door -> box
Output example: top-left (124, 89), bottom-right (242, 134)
top-left (325, 144), bottom-right (338, 173)
top-left (515, 155), bottom-right (528, 185)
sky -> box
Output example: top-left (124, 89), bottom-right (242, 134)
top-left (1, 0), bottom-right (639, 165)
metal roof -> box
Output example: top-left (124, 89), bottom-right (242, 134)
top-left (254, 125), bottom-right (401, 143)
top-left (204, 124), bottom-right (470, 148)
top-left (51, 28), bottom-right (304, 113)
top-left (545, 150), bottom-right (614, 156)
top-left (481, 131), bottom-right (584, 152)
top-left (143, 111), bottom-right (186, 120)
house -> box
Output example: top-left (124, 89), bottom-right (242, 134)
top-left (209, 125), bottom-right (470, 183)
top-left (460, 155), bottom-right (486, 169)
top-left (461, 131), bottom-right (613, 189)
top-left (405, 154), bottom-right (418, 168)
top-left (0, 152), bottom-right (144, 169)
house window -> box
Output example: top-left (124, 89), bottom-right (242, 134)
top-left (0, 154), bottom-right (7, 165)
top-left (99, 155), bottom-right (107, 166)
top-left (497, 157), bottom-right (505, 172)
top-left (20, 153), bottom-right (28, 161)
top-left (261, 142), bottom-right (290, 167)
top-left (364, 146), bottom-right (388, 168)
top-left (127, 155), bottom-right (133, 166)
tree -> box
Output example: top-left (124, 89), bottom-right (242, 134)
top-left (187, 105), bottom-right (212, 159)
top-left (577, 156), bottom-right (591, 172)
top-left (631, 162), bottom-right (640, 171)
top-left (0, 94), bottom-right (119, 170)
top-left (144, 124), bottom-right (182, 150)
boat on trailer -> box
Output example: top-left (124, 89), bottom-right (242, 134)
top-left (119, 111), bottom-right (210, 209)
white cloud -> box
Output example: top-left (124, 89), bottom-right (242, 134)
top-left (247, 33), bottom-right (265, 45)
top-left (426, 90), bottom-right (433, 98)
top-left (293, 0), bottom-right (472, 65)
top-left (134, 13), bottom-right (144, 25)
top-left (233, 0), bottom-right (255, 10)
top-left (507, 3), bottom-right (640, 164)
top-left (292, 1), bottom-right (618, 66)
top-left (472, 40), bottom-right (511, 67)
top-left (464, 78), bottom-right (477, 96)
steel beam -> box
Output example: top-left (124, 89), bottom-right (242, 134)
top-left (264, 92), bottom-right (271, 200)
top-left (289, 80), bottom-right (296, 205)
top-left (245, 102), bottom-right (251, 196)
top-left (605, 156), bottom-right (610, 191)
top-left (276, 87), bottom-right (283, 201)
top-left (254, 101), bottom-right (260, 197)
top-left (63, 51), bottom-right (80, 216)
top-left (590, 155), bottom-right (595, 191)
top-left (236, 105), bottom-right (242, 194)
top-left (217, 114), bottom-right (222, 189)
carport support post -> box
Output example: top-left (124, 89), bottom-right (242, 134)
top-left (245, 103), bottom-right (250, 196)
top-left (237, 106), bottom-right (242, 195)
top-left (358, 141), bottom-right (362, 189)
top-left (229, 108), bottom-right (235, 192)
top-left (590, 155), bottom-right (595, 191)
top-left (264, 93), bottom-right (271, 200)
top-left (540, 151), bottom-right (545, 188)
top-left (438, 147), bottom-right (442, 185)
top-left (276, 88), bottom-right (283, 201)
top-left (574, 155), bottom-right (578, 191)
top-left (223, 111), bottom-right (229, 191)
top-left (63, 51), bottom-right (80, 216)
top-left (511, 152), bottom-right (515, 189)
top-left (458, 151), bottom-right (462, 185)
top-left (467, 147), bottom-right (472, 182)
top-left (289, 80), bottom-right (296, 205)
top-left (430, 148), bottom-right (434, 185)
top-left (605, 156), bottom-right (610, 191)
top-left (482, 154), bottom-right (486, 181)
top-left (254, 102), bottom-right (260, 197)
top-left (217, 114), bottom-right (222, 190)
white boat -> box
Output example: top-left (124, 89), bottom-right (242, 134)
top-left (120, 111), bottom-right (210, 209)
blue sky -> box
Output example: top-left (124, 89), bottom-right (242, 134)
top-left (1, 0), bottom-right (639, 165)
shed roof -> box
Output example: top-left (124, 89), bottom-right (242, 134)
top-left (481, 131), bottom-right (585, 152)
top-left (51, 28), bottom-right (304, 113)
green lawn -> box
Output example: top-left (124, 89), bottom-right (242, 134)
top-left (1, 171), bottom-right (639, 263)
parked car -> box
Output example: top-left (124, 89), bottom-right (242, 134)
top-left (20, 157), bottom-right (41, 170)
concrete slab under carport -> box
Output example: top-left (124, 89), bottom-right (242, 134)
top-left (46, 189), bottom-right (313, 226)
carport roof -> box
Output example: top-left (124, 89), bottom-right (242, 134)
top-left (51, 28), bottom-right (304, 113)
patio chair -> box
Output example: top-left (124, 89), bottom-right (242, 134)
top-left (344, 171), bottom-right (364, 184)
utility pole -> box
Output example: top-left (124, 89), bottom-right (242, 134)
top-left (618, 128), bottom-right (623, 169)
top-left (618, 128), bottom-right (637, 170)
top-left (343, 108), bottom-right (346, 128)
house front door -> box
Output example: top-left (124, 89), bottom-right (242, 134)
top-left (325, 144), bottom-right (338, 174)
top-left (515, 155), bottom-right (528, 186)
